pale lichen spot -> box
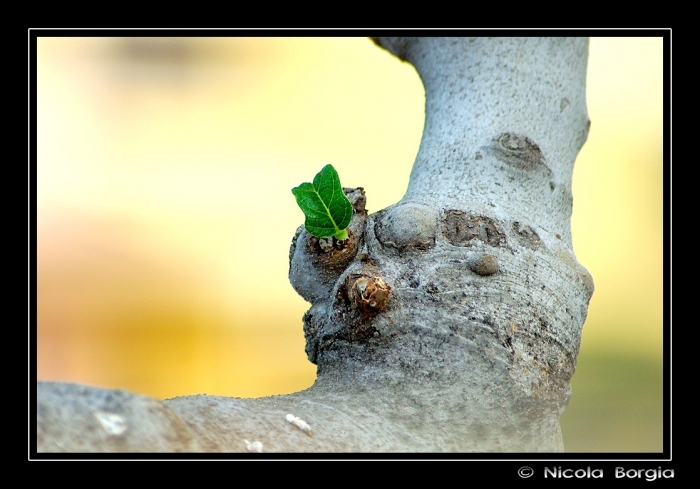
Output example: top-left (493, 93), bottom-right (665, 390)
top-left (285, 413), bottom-right (313, 437)
top-left (93, 410), bottom-right (127, 436)
top-left (244, 439), bottom-right (264, 453)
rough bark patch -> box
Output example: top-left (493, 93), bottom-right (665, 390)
top-left (441, 210), bottom-right (506, 247)
top-left (302, 309), bottom-right (321, 364)
top-left (512, 221), bottom-right (543, 250)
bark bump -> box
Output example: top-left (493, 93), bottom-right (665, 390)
top-left (486, 133), bottom-right (553, 176)
top-left (466, 253), bottom-right (499, 276)
top-left (375, 202), bottom-right (437, 251)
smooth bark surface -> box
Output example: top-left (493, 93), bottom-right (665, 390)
top-left (37, 37), bottom-right (593, 453)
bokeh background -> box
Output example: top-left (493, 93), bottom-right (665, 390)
top-left (35, 36), bottom-right (664, 452)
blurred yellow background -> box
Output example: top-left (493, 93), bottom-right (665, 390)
top-left (35, 36), bottom-right (664, 452)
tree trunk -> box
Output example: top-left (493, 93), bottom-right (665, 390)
top-left (37, 37), bottom-right (593, 453)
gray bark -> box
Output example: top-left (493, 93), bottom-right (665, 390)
top-left (36, 37), bottom-right (593, 453)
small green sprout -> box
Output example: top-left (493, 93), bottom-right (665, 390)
top-left (292, 164), bottom-right (353, 241)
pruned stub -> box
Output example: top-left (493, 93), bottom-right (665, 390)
top-left (306, 231), bottom-right (359, 273)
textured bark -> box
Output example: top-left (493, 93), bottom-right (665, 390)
top-left (36, 37), bottom-right (593, 453)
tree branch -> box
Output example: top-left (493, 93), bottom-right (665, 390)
top-left (37, 37), bottom-right (593, 453)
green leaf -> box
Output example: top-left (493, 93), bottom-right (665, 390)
top-left (292, 164), bottom-right (353, 241)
